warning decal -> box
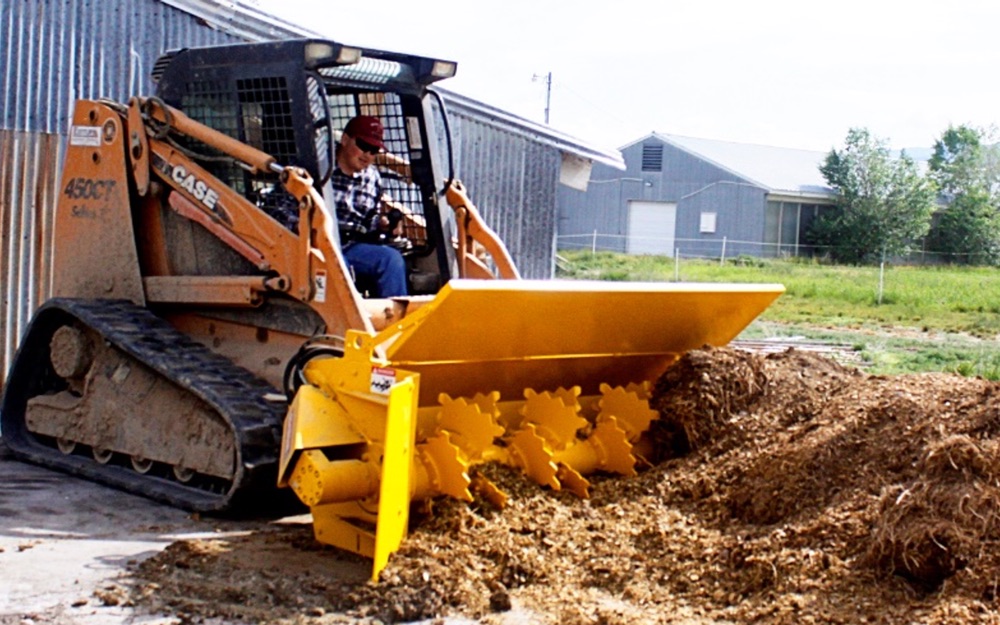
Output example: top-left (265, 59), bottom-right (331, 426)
top-left (70, 126), bottom-right (102, 147)
top-left (370, 366), bottom-right (396, 395)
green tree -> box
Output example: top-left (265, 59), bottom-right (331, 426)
top-left (926, 124), bottom-right (1000, 265)
top-left (809, 128), bottom-right (938, 264)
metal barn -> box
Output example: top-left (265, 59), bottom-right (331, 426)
top-left (557, 133), bottom-right (835, 259)
top-left (0, 0), bottom-right (623, 380)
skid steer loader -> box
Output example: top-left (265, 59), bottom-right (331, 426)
top-left (0, 39), bottom-right (783, 579)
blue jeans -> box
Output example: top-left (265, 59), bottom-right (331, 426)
top-left (342, 242), bottom-right (407, 297)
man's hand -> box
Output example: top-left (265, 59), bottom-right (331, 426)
top-left (381, 197), bottom-right (426, 234)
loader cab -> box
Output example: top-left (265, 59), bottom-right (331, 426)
top-left (152, 38), bottom-right (458, 296)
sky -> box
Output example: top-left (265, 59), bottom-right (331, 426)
top-left (249, 0), bottom-right (1000, 154)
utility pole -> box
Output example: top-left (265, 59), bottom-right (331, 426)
top-left (533, 71), bottom-right (552, 124)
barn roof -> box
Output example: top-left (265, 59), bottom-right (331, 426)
top-left (159, 0), bottom-right (321, 41)
top-left (625, 132), bottom-right (834, 199)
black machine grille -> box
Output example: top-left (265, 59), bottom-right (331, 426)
top-left (180, 80), bottom-right (247, 194)
top-left (176, 75), bottom-right (429, 249)
top-left (180, 77), bottom-right (299, 229)
top-left (234, 76), bottom-right (300, 229)
top-left (326, 91), bottom-right (428, 250)
top-left (236, 77), bottom-right (296, 162)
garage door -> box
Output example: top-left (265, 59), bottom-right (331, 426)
top-left (627, 201), bottom-right (677, 255)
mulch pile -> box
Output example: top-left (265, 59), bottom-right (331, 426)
top-left (127, 347), bottom-right (1000, 624)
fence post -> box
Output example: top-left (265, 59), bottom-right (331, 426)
top-left (878, 259), bottom-right (885, 305)
top-left (720, 236), bottom-right (727, 266)
top-left (674, 249), bottom-right (680, 282)
top-left (591, 230), bottom-right (597, 255)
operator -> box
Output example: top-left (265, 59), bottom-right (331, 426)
top-left (330, 115), bottom-right (408, 298)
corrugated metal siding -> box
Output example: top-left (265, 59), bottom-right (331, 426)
top-left (1, 130), bottom-right (63, 379)
top-left (558, 161), bottom-right (634, 253)
top-left (0, 0), bottom-right (251, 381)
top-left (0, 0), bottom-right (249, 135)
top-left (448, 109), bottom-right (561, 279)
top-left (651, 140), bottom-right (768, 255)
top-left (677, 182), bottom-right (768, 257)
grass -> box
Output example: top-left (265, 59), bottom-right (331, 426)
top-left (557, 251), bottom-right (1000, 379)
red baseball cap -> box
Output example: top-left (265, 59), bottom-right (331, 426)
top-left (344, 115), bottom-right (384, 150)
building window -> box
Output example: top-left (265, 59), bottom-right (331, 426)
top-left (641, 144), bottom-right (663, 172)
top-left (699, 212), bottom-right (717, 234)
top-left (764, 200), bottom-right (830, 257)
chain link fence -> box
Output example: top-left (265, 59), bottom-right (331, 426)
top-left (556, 233), bottom-right (989, 266)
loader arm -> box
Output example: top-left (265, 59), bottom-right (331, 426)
top-left (130, 97), bottom-right (373, 336)
top-left (445, 180), bottom-right (521, 280)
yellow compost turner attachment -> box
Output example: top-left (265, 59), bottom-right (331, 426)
top-left (277, 279), bottom-right (784, 579)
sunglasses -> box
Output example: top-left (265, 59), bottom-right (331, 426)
top-left (354, 137), bottom-right (381, 155)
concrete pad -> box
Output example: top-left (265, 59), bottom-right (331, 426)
top-left (0, 441), bottom-right (242, 625)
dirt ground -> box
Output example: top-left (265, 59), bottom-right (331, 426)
top-left (114, 346), bottom-right (1000, 625)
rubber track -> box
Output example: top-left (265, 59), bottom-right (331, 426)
top-left (1, 298), bottom-right (290, 514)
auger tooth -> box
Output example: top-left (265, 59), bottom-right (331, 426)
top-left (550, 386), bottom-right (583, 412)
top-left (591, 415), bottom-right (638, 477)
top-left (413, 432), bottom-right (472, 502)
top-left (435, 393), bottom-right (504, 461)
top-left (555, 463), bottom-right (590, 499)
top-left (598, 383), bottom-right (659, 442)
top-left (469, 391), bottom-right (502, 421)
top-left (553, 415), bottom-right (637, 482)
top-left (503, 423), bottom-right (560, 490)
top-left (521, 387), bottom-right (588, 450)
top-left (470, 473), bottom-right (508, 509)
top-left (550, 416), bottom-right (639, 500)
top-left (625, 381), bottom-right (652, 401)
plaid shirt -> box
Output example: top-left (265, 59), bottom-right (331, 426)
top-left (330, 163), bottom-right (383, 242)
